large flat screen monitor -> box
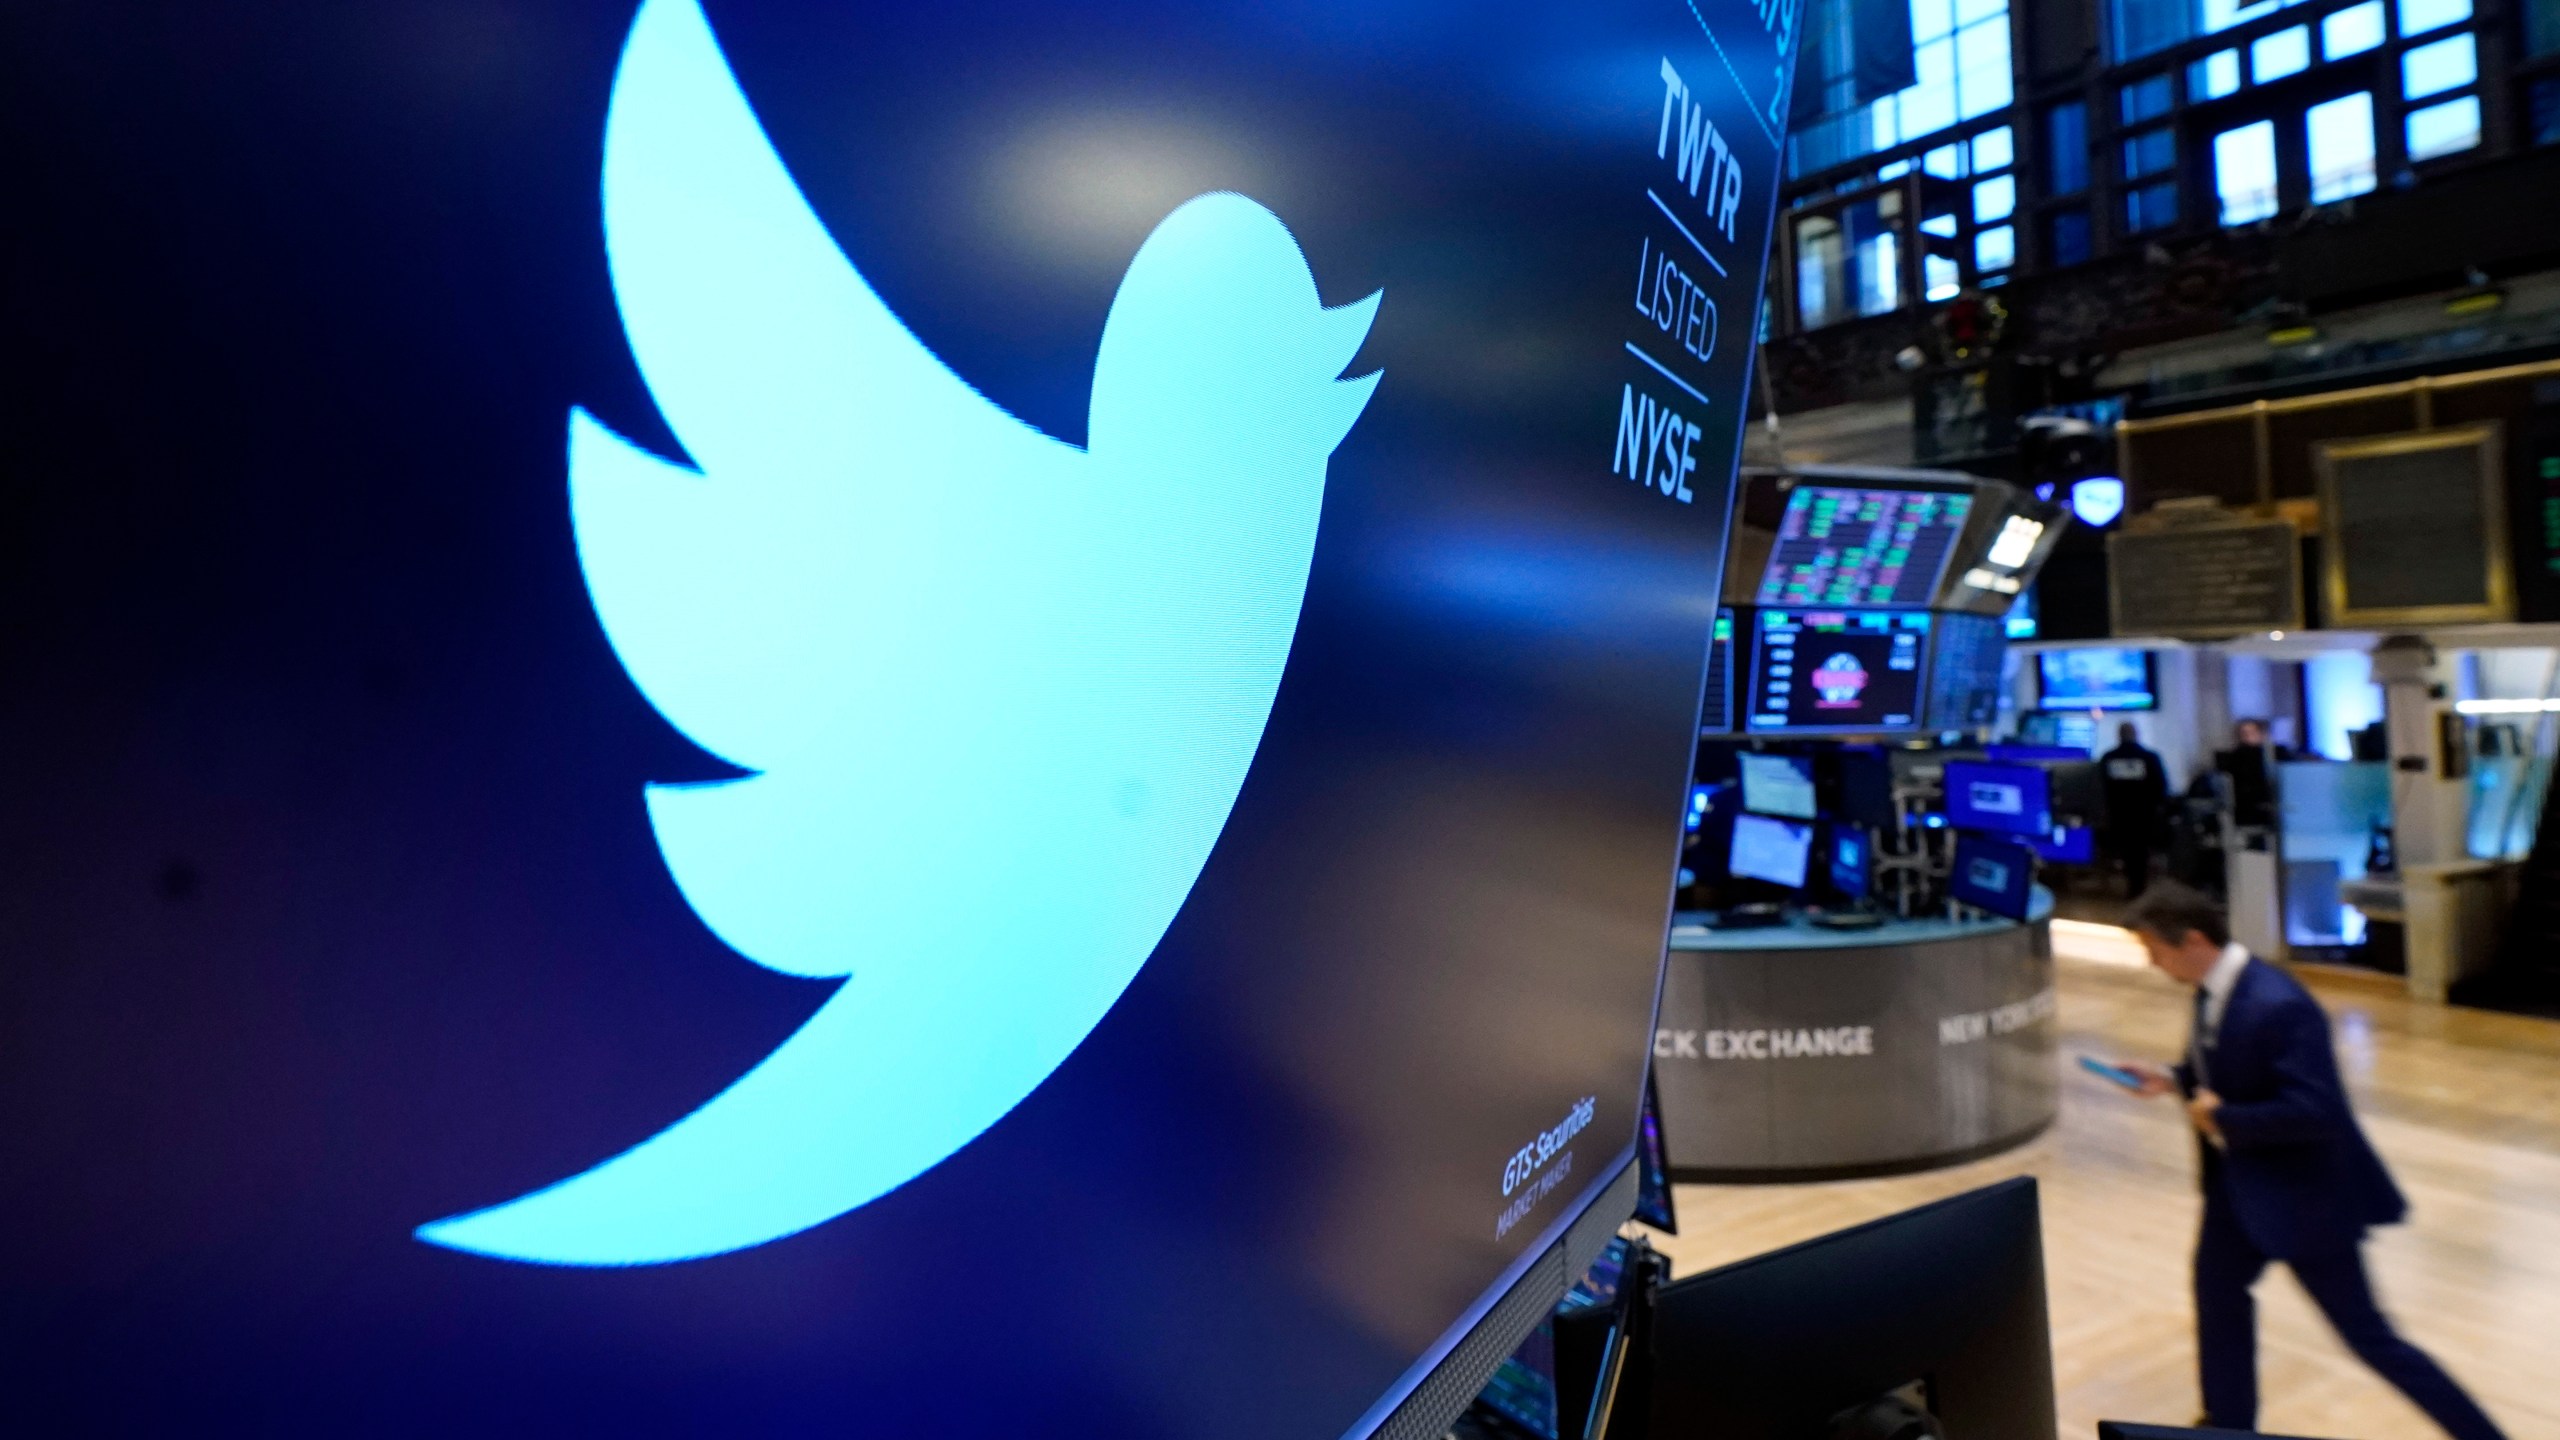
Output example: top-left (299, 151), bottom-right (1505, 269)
top-left (2039, 647), bottom-right (2159, 710)
top-left (1754, 484), bottom-right (1975, 609)
top-left (1950, 833), bottom-right (2038, 920)
top-left (1730, 813), bottom-right (1815, 889)
top-left (0, 0), bottom-right (1804, 1432)
top-left (1736, 751), bottom-right (1818, 819)
top-left (1646, 1179), bottom-right (2056, 1436)
top-left (1943, 759), bottom-right (2055, 837)
top-left (1745, 609), bottom-right (1932, 734)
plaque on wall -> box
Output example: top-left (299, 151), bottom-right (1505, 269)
top-left (2318, 424), bottom-right (2514, 626)
top-left (2107, 517), bottom-right (2305, 638)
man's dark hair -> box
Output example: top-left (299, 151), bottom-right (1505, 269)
top-left (2123, 880), bottom-right (2230, 948)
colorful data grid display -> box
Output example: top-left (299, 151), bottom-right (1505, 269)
top-left (1756, 486), bottom-right (1974, 608)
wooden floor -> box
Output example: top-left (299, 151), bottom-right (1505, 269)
top-left (1645, 938), bottom-right (2560, 1440)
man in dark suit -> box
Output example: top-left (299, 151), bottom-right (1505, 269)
top-left (2120, 883), bottom-right (2505, 1439)
top-left (2101, 722), bottom-right (2170, 898)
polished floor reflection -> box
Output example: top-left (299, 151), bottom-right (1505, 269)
top-left (1650, 940), bottom-right (2560, 1440)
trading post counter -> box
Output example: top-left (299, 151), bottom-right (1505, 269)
top-left (1654, 900), bottom-right (2057, 1181)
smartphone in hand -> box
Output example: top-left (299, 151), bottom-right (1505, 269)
top-left (2079, 1055), bottom-right (2148, 1090)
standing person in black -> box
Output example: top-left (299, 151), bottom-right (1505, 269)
top-left (2101, 722), bottom-right (2169, 898)
top-left (2116, 883), bottom-right (2507, 1439)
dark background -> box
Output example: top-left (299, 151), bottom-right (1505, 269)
top-left (0, 1), bottom-right (1784, 1432)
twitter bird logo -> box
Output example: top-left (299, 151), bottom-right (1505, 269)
top-left (417, 0), bottom-right (1381, 1266)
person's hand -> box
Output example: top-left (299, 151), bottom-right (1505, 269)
top-left (2121, 1061), bottom-right (2177, 1097)
top-left (2187, 1088), bottom-right (2224, 1142)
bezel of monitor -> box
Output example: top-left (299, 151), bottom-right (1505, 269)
top-left (1949, 833), bottom-right (2037, 921)
top-left (1743, 609), bottom-right (1935, 737)
top-left (2036, 648), bottom-right (2158, 711)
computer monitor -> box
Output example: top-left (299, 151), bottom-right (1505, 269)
top-left (1737, 752), bottom-right (1818, 819)
top-left (1729, 814), bottom-right (1814, 890)
top-left (1646, 1178), bottom-right (2056, 1437)
top-left (2039, 648), bottom-right (2158, 710)
top-left (1698, 607), bottom-right (1737, 735)
top-left (2030, 824), bottom-right (2097, 865)
top-left (1474, 1319), bottom-right (1564, 1439)
top-left (1754, 484), bottom-right (1975, 609)
top-left (1829, 826), bottom-right (1872, 903)
top-left (1832, 745), bottom-right (1898, 830)
top-left (1950, 833), bottom-right (2037, 921)
top-left (1942, 759), bottom-right (2054, 837)
top-left (1924, 610), bottom-right (2010, 733)
top-left (1745, 609), bottom-right (1933, 735)
top-left (1633, 1074), bottom-right (1677, 1235)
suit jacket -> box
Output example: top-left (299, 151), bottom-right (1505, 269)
top-left (2174, 956), bottom-right (2405, 1259)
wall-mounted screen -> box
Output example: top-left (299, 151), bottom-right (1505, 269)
top-left (2038, 648), bottom-right (2158, 710)
top-left (1950, 834), bottom-right (2037, 920)
top-left (1737, 752), bottom-right (1819, 819)
top-left (1746, 609), bottom-right (1932, 734)
top-left (1730, 814), bottom-right (1815, 889)
top-left (1755, 485), bottom-right (1974, 609)
top-left (0, 0), bottom-right (1806, 1432)
top-left (1943, 760), bottom-right (2055, 838)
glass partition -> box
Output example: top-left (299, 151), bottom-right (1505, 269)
top-left (2278, 760), bottom-right (2391, 947)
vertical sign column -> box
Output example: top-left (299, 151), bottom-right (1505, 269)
top-left (1610, 0), bottom-right (1801, 508)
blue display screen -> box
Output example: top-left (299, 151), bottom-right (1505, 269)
top-left (1950, 834), bottom-right (2038, 921)
top-left (1943, 760), bottom-right (2055, 838)
top-left (0, 0), bottom-right (1799, 1432)
top-left (1831, 827), bottom-right (1872, 901)
top-left (2039, 648), bottom-right (2158, 710)
top-left (1730, 814), bottom-right (1815, 889)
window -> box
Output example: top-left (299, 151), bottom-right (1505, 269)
top-left (1971, 125), bottom-right (2015, 171)
top-left (2406, 94), bottom-right (2482, 159)
top-left (2111, 0), bottom-right (2313, 59)
top-left (1924, 142), bottom-right (1967, 177)
top-left (2047, 207), bottom-right (2095, 265)
top-left (2396, 0), bottom-right (2471, 36)
top-left (2533, 0), bottom-right (2560, 57)
top-left (2190, 49), bottom-right (2243, 100)
top-left (2306, 92), bottom-right (2377, 201)
top-left (2121, 72), bottom-right (2174, 124)
top-left (2534, 77), bottom-right (2560, 144)
top-left (2123, 125), bottom-right (2177, 178)
top-left (2251, 26), bottom-right (2310, 82)
top-left (1974, 173), bottom-right (2017, 222)
top-left (1794, 198), bottom-right (1905, 329)
top-left (2047, 101), bottom-right (2089, 192)
top-left (2127, 178), bottom-right (2181, 231)
top-left (2214, 119), bottom-right (2279, 224)
top-left (1791, 0), bottom-right (2015, 179)
top-left (1976, 225), bottom-right (2016, 271)
top-left (1925, 254), bottom-right (1962, 301)
top-left (2112, 0), bottom-right (2182, 60)
top-left (2322, 1), bottom-right (2386, 58)
top-left (2401, 33), bottom-right (2477, 100)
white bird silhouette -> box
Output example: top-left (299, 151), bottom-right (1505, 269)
top-left (417, 0), bottom-right (1381, 1266)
